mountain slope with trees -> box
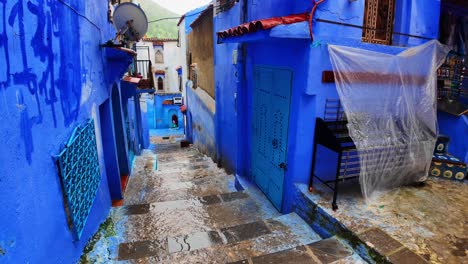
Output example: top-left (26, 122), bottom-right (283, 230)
top-left (138, 0), bottom-right (179, 38)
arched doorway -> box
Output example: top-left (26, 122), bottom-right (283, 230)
top-left (111, 84), bottom-right (130, 175)
top-left (168, 109), bottom-right (178, 128)
top-left (155, 50), bottom-right (164, 63)
top-left (187, 111), bottom-right (193, 142)
top-left (100, 83), bottom-right (130, 200)
top-left (171, 114), bottom-right (179, 128)
top-left (157, 77), bottom-right (164, 91)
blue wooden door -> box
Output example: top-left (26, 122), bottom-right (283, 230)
top-left (252, 66), bottom-right (292, 211)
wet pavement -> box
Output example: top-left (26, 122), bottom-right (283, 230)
top-left (298, 177), bottom-right (468, 264)
top-left (81, 140), bottom-right (365, 263)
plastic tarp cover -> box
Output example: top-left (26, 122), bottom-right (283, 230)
top-left (328, 40), bottom-right (449, 199)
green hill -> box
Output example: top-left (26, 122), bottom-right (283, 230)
top-left (138, 0), bottom-right (179, 39)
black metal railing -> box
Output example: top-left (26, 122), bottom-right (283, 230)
top-left (128, 59), bottom-right (154, 89)
top-left (135, 60), bottom-right (151, 79)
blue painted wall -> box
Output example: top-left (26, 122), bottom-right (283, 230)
top-left (214, 3), bottom-right (243, 173)
top-left (0, 0), bottom-right (140, 262)
top-left (140, 97), bottom-right (150, 149)
top-left (438, 112), bottom-right (468, 163)
top-left (214, 0), bottom-right (442, 213)
top-left (186, 87), bottom-right (217, 160)
top-left (148, 93), bottom-right (184, 130)
top-left (146, 96), bottom-right (156, 129)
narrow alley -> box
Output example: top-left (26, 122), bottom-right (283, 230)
top-left (82, 138), bottom-right (363, 263)
top-left (1, 0), bottom-right (467, 263)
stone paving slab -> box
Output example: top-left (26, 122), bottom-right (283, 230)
top-left (388, 247), bottom-right (428, 264)
top-left (296, 178), bottom-right (468, 264)
top-left (118, 240), bottom-right (167, 261)
top-left (124, 157), bottom-right (234, 205)
top-left (250, 245), bottom-right (318, 264)
top-left (307, 237), bottom-right (353, 263)
top-left (154, 151), bottom-right (202, 160)
top-left (167, 231), bottom-right (224, 253)
top-left (81, 143), bottom-right (362, 264)
top-left (115, 194), bottom-right (280, 242)
top-left (155, 163), bottom-right (215, 174)
top-left (222, 221), bottom-right (271, 244)
top-left (123, 204), bottom-right (151, 215)
top-left (121, 192), bottom-right (249, 216)
top-left (124, 174), bottom-right (236, 205)
top-left (157, 157), bottom-right (209, 166)
top-left (358, 228), bottom-right (405, 256)
top-left (163, 213), bottom-right (324, 264)
top-left (155, 167), bottom-right (227, 182)
top-left (116, 213), bottom-right (323, 262)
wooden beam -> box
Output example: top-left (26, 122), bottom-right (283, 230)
top-left (321, 71), bottom-right (428, 85)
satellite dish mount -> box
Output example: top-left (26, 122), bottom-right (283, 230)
top-left (103, 3), bottom-right (148, 48)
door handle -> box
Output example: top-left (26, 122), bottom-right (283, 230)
top-left (279, 162), bottom-right (287, 171)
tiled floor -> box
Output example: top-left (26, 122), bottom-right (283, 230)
top-left (81, 141), bottom-right (364, 263)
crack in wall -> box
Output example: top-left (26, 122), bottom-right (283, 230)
top-left (317, 7), bottom-right (361, 22)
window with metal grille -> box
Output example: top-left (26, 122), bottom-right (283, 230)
top-left (190, 64), bottom-right (198, 89)
top-left (191, 69), bottom-right (198, 89)
top-left (362, 0), bottom-right (396, 45)
top-left (55, 119), bottom-right (101, 240)
top-left (179, 75), bottom-right (183, 92)
top-left (155, 50), bottom-right (164, 64)
top-left (157, 77), bottom-right (164, 91)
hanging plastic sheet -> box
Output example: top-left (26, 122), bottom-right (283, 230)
top-left (328, 40), bottom-right (449, 199)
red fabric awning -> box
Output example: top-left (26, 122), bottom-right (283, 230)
top-left (217, 13), bottom-right (309, 38)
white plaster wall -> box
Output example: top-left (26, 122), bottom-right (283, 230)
top-left (178, 22), bottom-right (189, 99)
top-left (161, 41), bottom-right (182, 93)
top-left (135, 35), bottom-right (187, 95)
top-left (136, 42), bottom-right (153, 61)
top-left (136, 41), bottom-right (156, 86)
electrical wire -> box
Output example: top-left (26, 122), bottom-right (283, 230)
top-left (147, 0), bottom-right (236, 24)
top-left (315, 18), bottom-right (432, 40)
top-left (56, 0), bottom-right (102, 33)
top-left (308, 0), bottom-right (325, 41)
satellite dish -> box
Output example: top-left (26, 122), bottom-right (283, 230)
top-left (113, 3), bottom-right (148, 42)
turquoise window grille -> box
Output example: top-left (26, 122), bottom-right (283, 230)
top-left (55, 119), bottom-right (101, 240)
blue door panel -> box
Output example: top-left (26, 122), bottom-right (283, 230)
top-left (253, 167), bottom-right (269, 194)
top-left (252, 66), bottom-right (292, 211)
top-left (269, 181), bottom-right (283, 210)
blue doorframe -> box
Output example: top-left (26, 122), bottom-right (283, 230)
top-left (99, 97), bottom-right (123, 200)
top-left (111, 84), bottom-right (130, 176)
top-left (251, 65), bottom-right (293, 211)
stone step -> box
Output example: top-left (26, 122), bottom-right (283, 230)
top-left (239, 236), bottom-right (359, 264)
top-left (117, 213), bottom-right (324, 263)
top-left (155, 165), bottom-right (226, 181)
top-left (112, 191), bottom-right (281, 244)
top-left (155, 160), bottom-right (219, 174)
top-left (155, 150), bottom-right (202, 160)
top-left (123, 173), bottom-right (237, 205)
top-left (154, 144), bottom-right (197, 155)
top-left (157, 153), bottom-right (210, 165)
